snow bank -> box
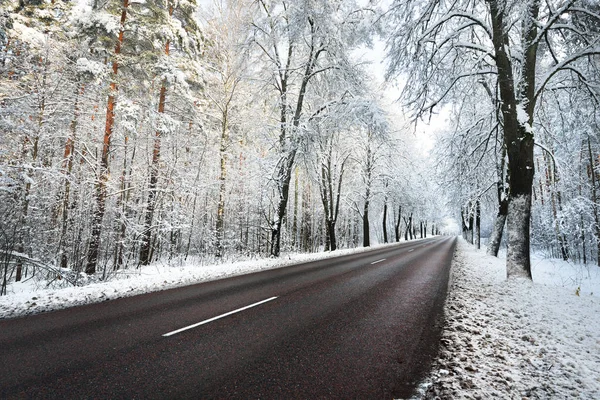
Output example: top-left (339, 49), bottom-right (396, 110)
top-left (0, 241), bottom-right (406, 319)
top-left (416, 238), bottom-right (600, 399)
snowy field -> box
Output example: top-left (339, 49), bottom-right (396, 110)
top-left (417, 238), bottom-right (600, 399)
top-left (0, 241), bottom-right (405, 319)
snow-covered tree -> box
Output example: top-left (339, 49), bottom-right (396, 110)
top-left (386, 0), bottom-right (600, 278)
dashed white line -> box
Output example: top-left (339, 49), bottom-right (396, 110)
top-left (408, 249), bottom-right (415, 252)
top-left (370, 259), bottom-right (386, 265)
top-left (163, 296), bottom-right (278, 337)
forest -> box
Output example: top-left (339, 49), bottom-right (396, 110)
top-left (0, 0), bottom-right (599, 292)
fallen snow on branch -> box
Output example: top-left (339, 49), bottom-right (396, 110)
top-left (416, 238), bottom-right (600, 399)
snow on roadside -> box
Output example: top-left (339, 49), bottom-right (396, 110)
top-left (0, 241), bottom-right (407, 319)
top-left (415, 238), bottom-right (600, 399)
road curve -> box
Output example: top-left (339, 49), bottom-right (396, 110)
top-left (0, 236), bottom-right (456, 399)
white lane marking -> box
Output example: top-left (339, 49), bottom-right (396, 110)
top-left (162, 296), bottom-right (278, 337)
top-left (408, 249), bottom-right (414, 252)
top-left (370, 258), bottom-right (386, 265)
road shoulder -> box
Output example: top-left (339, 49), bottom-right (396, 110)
top-left (413, 238), bottom-right (600, 399)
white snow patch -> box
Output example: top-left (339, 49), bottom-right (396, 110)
top-left (516, 103), bottom-right (534, 134)
top-left (0, 240), bottom-right (417, 319)
top-left (76, 57), bottom-right (107, 77)
top-left (10, 22), bottom-right (46, 50)
top-left (414, 238), bottom-right (600, 399)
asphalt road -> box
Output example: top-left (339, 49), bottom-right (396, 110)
top-left (0, 236), bottom-right (456, 399)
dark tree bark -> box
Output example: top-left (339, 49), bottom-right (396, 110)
top-left (463, 202), bottom-right (474, 244)
top-left (361, 130), bottom-right (374, 247)
top-left (487, 0), bottom-right (540, 279)
top-left (475, 200), bottom-right (481, 249)
top-left (461, 208), bottom-right (468, 241)
top-left (362, 201), bottom-right (370, 247)
top-left (382, 198), bottom-right (388, 243)
top-left (488, 146), bottom-right (508, 256)
top-left (269, 17), bottom-right (324, 257)
top-left (318, 137), bottom-right (348, 252)
top-left (404, 213), bottom-right (413, 241)
top-left (587, 137), bottom-right (600, 266)
top-left (394, 205), bottom-right (402, 242)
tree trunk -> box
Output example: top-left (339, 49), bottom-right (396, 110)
top-left (475, 200), bottom-right (481, 249)
top-left (326, 220), bottom-right (336, 251)
top-left (395, 205), bottom-right (401, 242)
top-left (292, 167), bottom-right (299, 249)
top-left (16, 55), bottom-right (47, 280)
top-left (404, 213), bottom-right (413, 240)
top-left (363, 199), bottom-right (370, 247)
top-left (545, 148), bottom-right (569, 260)
top-left (468, 203), bottom-right (474, 244)
top-left (488, 0), bottom-right (539, 279)
top-left (114, 134), bottom-right (135, 270)
top-left (300, 178), bottom-right (311, 253)
top-left (271, 152), bottom-right (296, 256)
top-left (87, 0), bottom-right (129, 274)
top-left (140, 5), bottom-right (172, 265)
top-left (461, 208), bottom-right (468, 240)
top-left (382, 197), bottom-right (388, 243)
top-left (320, 152), bottom-right (331, 251)
top-left (329, 155), bottom-right (346, 252)
top-left (587, 137), bottom-right (600, 266)
top-left (59, 83), bottom-right (83, 269)
top-left (215, 107), bottom-right (229, 258)
top-left (488, 145), bottom-right (508, 256)
top-left (487, 199), bottom-right (507, 256)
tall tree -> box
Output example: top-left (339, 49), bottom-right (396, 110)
top-left (139, 0), bottom-right (203, 264)
top-left (250, 0), bottom-right (374, 256)
top-left (316, 130), bottom-right (349, 251)
top-left (201, 0), bottom-right (249, 258)
top-left (86, 0), bottom-right (129, 274)
top-left (386, 0), bottom-right (600, 279)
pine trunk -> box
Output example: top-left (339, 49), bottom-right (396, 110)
top-left (87, 0), bottom-right (129, 274)
top-left (140, 10), bottom-right (171, 265)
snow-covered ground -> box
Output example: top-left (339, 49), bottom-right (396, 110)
top-left (0, 241), bottom-right (406, 319)
top-left (416, 238), bottom-right (600, 399)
